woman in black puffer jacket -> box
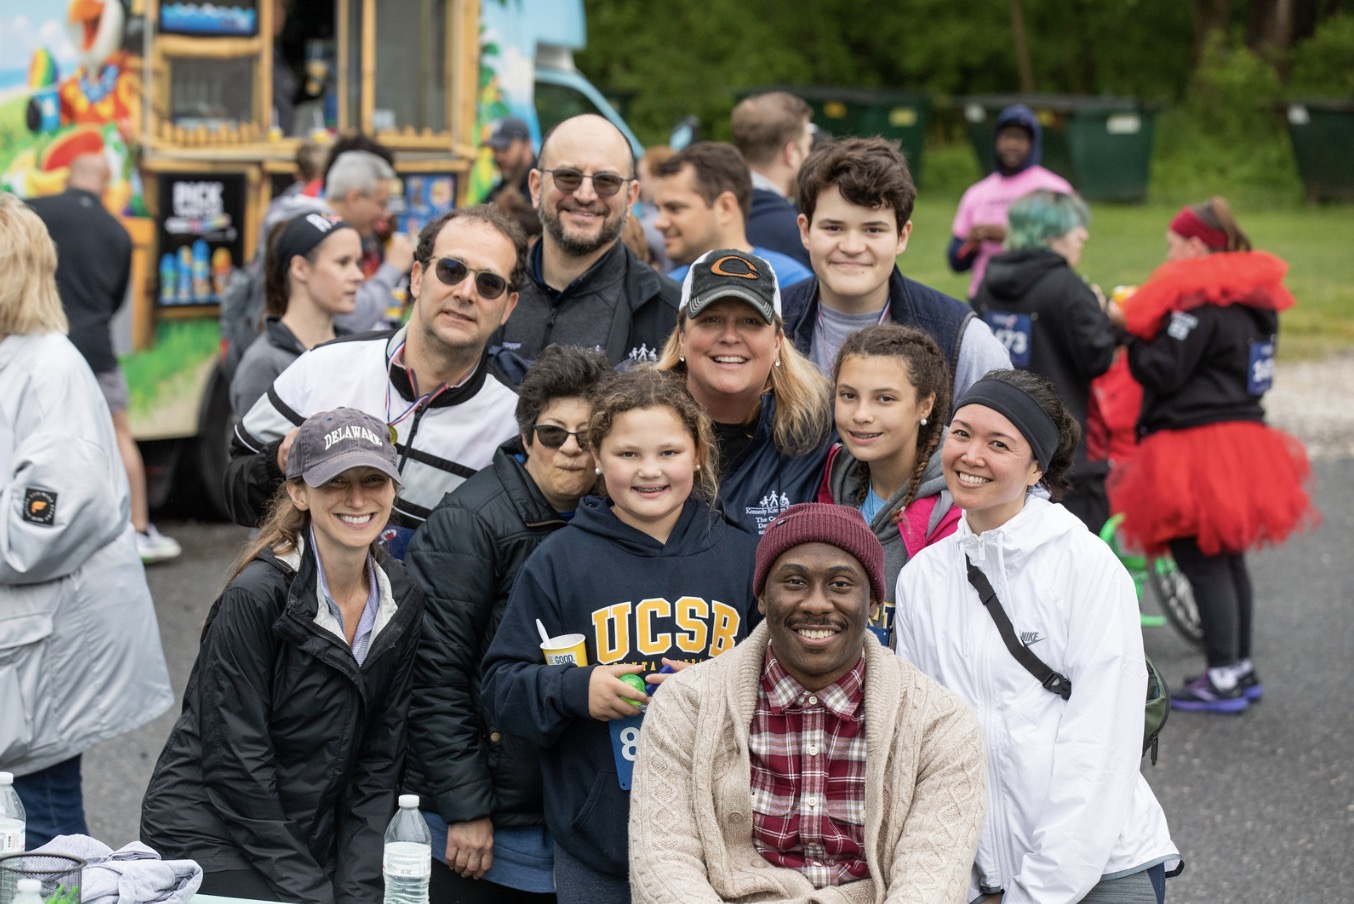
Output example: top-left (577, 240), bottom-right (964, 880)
top-left (404, 345), bottom-right (611, 904)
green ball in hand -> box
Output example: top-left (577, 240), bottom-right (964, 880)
top-left (619, 673), bottom-right (646, 706)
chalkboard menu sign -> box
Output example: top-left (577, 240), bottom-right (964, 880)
top-left (159, 0), bottom-right (259, 37)
top-left (156, 172), bottom-right (247, 306)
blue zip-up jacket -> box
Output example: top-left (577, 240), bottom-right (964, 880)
top-left (481, 495), bottom-right (760, 877)
top-left (716, 391), bottom-right (833, 536)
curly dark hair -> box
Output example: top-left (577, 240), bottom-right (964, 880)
top-left (797, 136), bottom-right (916, 231)
top-left (515, 344), bottom-right (613, 437)
top-left (585, 366), bottom-right (719, 503)
top-left (414, 204), bottom-right (528, 293)
top-left (833, 324), bottom-right (950, 514)
top-left (976, 369), bottom-right (1080, 501)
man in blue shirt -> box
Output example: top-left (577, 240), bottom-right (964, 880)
top-left (654, 142), bottom-right (812, 290)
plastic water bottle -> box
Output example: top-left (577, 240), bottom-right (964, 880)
top-left (12, 878), bottom-right (44, 904)
top-left (0, 771), bottom-right (25, 853)
top-left (383, 794), bottom-right (430, 904)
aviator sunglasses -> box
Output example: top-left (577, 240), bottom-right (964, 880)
top-left (530, 425), bottom-right (589, 449)
top-left (539, 167), bottom-right (630, 198)
top-left (432, 258), bottom-right (510, 299)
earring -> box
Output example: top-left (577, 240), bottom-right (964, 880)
top-left (774, 359), bottom-right (781, 368)
top-left (920, 417), bottom-right (928, 426)
top-left (694, 464), bottom-right (701, 471)
top-left (594, 467), bottom-right (601, 475)
top-left (679, 355), bottom-right (685, 363)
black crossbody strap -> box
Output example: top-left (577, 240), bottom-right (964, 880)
top-left (964, 553), bottom-right (1072, 701)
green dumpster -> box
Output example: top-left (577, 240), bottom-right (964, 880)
top-left (740, 87), bottom-right (932, 185)
top-left (957, 94), bottom-right (1156, 203)
top-left (1282, 100), bottom-right (1354, 203)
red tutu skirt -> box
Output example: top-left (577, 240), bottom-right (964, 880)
top-left (1109, 421), bottom-right (1318, 556)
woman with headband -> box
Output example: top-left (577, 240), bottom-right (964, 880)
top-left (1112, 197), bottom-right (1315, 713)
top-left (230, 212), bottom-right (364, 416)
top-left (895, 369), bottom-right (1180, 904)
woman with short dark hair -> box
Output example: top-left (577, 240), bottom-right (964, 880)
top-left (404, 344), bottom-right (612, 903)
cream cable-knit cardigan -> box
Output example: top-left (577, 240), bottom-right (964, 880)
top-left (629, 621), bottom-right (987, 904)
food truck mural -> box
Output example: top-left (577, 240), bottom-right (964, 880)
top-left (2, 0), bottom-right (638, 516)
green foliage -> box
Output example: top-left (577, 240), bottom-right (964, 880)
top-left (1150, 33), bottom-right (1301, 205)
top-left (903, 195), bottom-right (1354, 360)
top-left (1288, 13), bottom-right (1354, 97)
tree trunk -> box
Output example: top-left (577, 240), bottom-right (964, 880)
top-left (1192, 0), bottom-right (1235, 62)
top-left (1010, 0), bottom-right (1036, 93)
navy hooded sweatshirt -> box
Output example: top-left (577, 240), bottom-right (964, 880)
top-left (481, 494), bottom-right (760, 877)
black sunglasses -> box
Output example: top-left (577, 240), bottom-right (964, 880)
top-left (531, 425), bottom-right (589, 449)
top-left (432, 258), bottom-right (510, 299)
top-left (539, 167), bottom-right (630, 198)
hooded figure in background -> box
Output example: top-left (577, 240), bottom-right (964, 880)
top-left (947, 104), bottom-right (1073, 298)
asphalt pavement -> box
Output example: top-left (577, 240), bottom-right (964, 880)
top-left (82, 458), bottom-right (1354, 902)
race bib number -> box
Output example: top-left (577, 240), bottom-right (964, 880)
top-left (1248, 339), bottom-right (1276, 395)
top-left (983, 311), bottom-right (1032, 367)
top-left (609, 714), bottom-right (645, 790)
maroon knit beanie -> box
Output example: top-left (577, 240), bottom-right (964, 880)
top-left (753, 503), bottom-right (886, 602)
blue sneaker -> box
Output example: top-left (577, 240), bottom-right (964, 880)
top-left (1184, 668), bottom-right (1263, 702)
top-left (1172, 673), bottom-right (1249, 714)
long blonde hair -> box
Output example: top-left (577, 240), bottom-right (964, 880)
top-left (656, 313), bottom-right (831, 457)
top-left (0, 193), bottom-right (69, 336)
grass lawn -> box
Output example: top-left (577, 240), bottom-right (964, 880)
top-left (901, 152), bottom-right (1354, 361)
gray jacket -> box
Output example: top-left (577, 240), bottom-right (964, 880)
top-left (0, 332), bottom-right (173, 775)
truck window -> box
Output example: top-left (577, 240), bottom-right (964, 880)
top-left (372, 0), bottom-right (448, 132)
top-left (534, 80), bottom-right (604, 137)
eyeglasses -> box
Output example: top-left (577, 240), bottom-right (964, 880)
top-left (431, 258), bottom-right (510, 299)
top-left (539, 167), bottom-right (630, 198)
top-left (531, 425), bottom-right (589, 449)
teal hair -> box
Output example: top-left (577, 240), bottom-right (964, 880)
top-left (1005, 190), bottom-right (1090, 251)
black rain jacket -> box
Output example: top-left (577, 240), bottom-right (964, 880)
top-left (140, 543), bottom-right (423, 904)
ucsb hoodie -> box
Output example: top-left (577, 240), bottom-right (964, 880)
top-left (481, 495), bottom-right (760, 877)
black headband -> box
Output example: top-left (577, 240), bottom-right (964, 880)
top-left (953, 377), bottom-right (1059, 471)
top-left (273, 212), bottom-right (354, 271)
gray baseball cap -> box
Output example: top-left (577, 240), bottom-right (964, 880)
top-left (679, 248), bottom-right (782, 324)
top-left (485, 116), bottom-right (531, 150)
top-left (287, 408), bottom-right (401, 487)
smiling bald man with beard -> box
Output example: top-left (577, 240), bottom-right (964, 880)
top-left (492, 114), bottom-right (680, 372)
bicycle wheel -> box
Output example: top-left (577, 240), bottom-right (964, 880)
top-left (1147, 555), bottom-right (1204, 648)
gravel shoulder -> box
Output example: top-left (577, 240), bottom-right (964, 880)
top-left (1265, 349), bottom-right (1354, 460)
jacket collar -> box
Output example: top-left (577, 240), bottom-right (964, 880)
top-left (492, 437), bottom-right (571, 528)
top-left (384, 324), bottom-right (491, 406)
top-left (529, 239), bottom-right (668, 314)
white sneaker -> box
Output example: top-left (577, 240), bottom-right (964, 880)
top-left (137, 524), bottom-right (182, 564)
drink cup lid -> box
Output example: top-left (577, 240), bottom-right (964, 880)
top-left (399, 793), bottom-right (419, 809)
top-left (0, 771), bottom-right (12, 784)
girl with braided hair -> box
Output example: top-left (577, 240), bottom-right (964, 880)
top-left (817, 324), bottom-right (959, 642)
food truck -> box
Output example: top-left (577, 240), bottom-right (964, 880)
top-left (0, 0), bottom-right (638, 514)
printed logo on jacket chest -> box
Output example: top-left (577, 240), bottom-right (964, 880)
top-left (746, 489), bottom-right (791, 535)
top-left (590, 596), bottom-right (743, 663)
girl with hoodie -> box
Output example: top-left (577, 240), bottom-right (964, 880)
top-left (1112, 197), bottom-right (1316, 713)
top-left (481, 367), bottom-right (760, 904)
top-left (818, 324), bottom-right (959, 643)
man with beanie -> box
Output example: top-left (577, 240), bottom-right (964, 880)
top-left (948, 104), bottom-right (1073, 298)
top-left (628, 503), bottom-right (987, 904)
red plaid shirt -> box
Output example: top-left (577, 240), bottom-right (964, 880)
top-left (749, 647), bottom-right (869, 888)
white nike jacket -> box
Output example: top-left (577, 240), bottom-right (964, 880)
top-left (894, 496), bottom-right (1179, 904)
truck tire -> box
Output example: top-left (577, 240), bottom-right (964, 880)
top-left (190, 361), bottom-right (234, 519)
